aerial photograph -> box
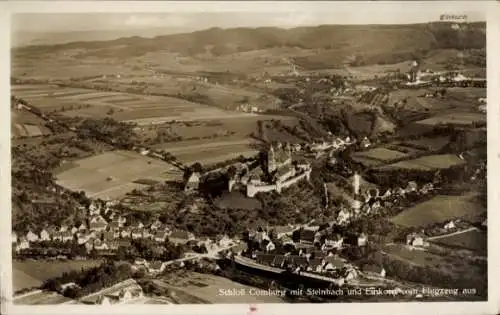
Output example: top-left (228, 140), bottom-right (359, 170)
top-left (9, 7), bottom-right (487, 305)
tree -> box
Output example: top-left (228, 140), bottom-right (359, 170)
top-left (191, 162), bottom-right (203, 173)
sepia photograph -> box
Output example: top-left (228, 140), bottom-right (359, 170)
top-left (2, 1), bottom-right (498, 314)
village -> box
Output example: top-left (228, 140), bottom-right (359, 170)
top-left (9, 14), bottom-right (489, 306)
top-left (11, 124), bottom-right (487, 304)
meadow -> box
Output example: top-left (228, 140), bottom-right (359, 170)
top-left (13, 259), bottom-right (104, 292)
top-left (390, 193), bottom-right (486, 228)
top-left (416, 112), bottom-right (486, 127)
top-left (55, 150), bottom-right (183, 200)
top-left (400, 136), bottom-right (451, 151)
top-left (352, 147), bottom-right (409, 162)
top-left (376, 154), bottom-right (466, 171)
top-left (430, 229), bottom-right (487, 253)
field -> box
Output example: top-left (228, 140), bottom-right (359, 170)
top-left (352, 147), bottom-right (409, 162)
top-left (400, 136), bottom-right (451, 151)
top-left (430, 229), bottom-right (487, 253)
top-left (158, 272), bottom-right (285, 303)
top-left (382, 244), bottom-right (485, 278)
top-left (11, 84), bottom-right (257, 123)
top-left (55, 150), bottom-right (183, 200)
top-left (157, 139), bottom-right (260, 165)
top-left (416, 112), bottom-right (486, 126)
top-left (149, 114), bottom-right (297, 166)
top-left (13, 259), bottom-right (104, 292)
top-left (376, 154), bottom-right (466, 171)
top-left (14, 290), bottom-right (74, 305)
top-left (11, 108), bottom-right (52, 138)
top-left (390, 193), bottom-right (486, 228)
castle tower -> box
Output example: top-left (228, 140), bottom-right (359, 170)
top-left (351, 172), bottom-right (362, 211)
top-left (267, 144), bottom-right (277, 173)
top-left (353, 172), bottom-right (360, 196)
top-left (285, 142), bottom-right (292, 160)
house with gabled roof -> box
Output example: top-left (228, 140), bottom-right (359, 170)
top-left (371, 201), bottom-right (381, 211)
top-left (363, 265), bottom-right (386, 278)
top-left (15, 236), bottom-right (30, 252)
top-left (336, 207), bottom-right (351, 224)
top-left (89, 215), bottom-right (108, 232)
top-left (169, 230), bottom-right (195, 245)
top-left (106, 241), bottom-right (120, 251)
top-left (26, 230), bottom-right (39, 243)
top-left (357, 233), bottom-right (368, 247)
top-left (323, 234), bottom-right (343, 250)
top-left (280, 235), bottom-right (295, 247)
top-left (153, 231), bottom-right (168, 243)
top-left (70, 226), bottom-right (79, 235)
top-left (321, 256), bottom-right (345, 272)
top-left (142, 229), bottom-right (153, 239)
top-left (78, 222), bottom-right (87, 231)
top-left (148, 261), bottom-right (167, 274)
top-left (77, 232), bottom-right (94, 245)
top-left (272, 225), bottom-right (297, 239)
top-left (444, 220), bottom-right (456, 230)
top-left (59, 225), bottom-right (69, 233)
top-left (131, 221), bottom-right (144, 230)
top-left (84, 241), bottom-right (94, 253)
top-left (265, 241), bottom-right (276, 252)
top-left (184, 172), bottom-right (200, 192)
top-left (406, 181), bottom-right (418, 193)
top-left (134, 258), bottom-right (149, 267)
top-left (93, 239), bottom-right (109, 251)
top-left (131, 229), bottom-right (143, 240)
top-left (58, 231), bottom-right (74, 243)
top-left (52, 231), bottom-right (63, 242)
top-left (343, 267), bottom-right (359, 281)
top-left (406, 233), bottom-right (426, 247)
top-left (150, 220), bottom-right (164, 231)
top-left (121, 228), bottom-right (132, 239)
top-left (39, 229), bottom-right (52, 242)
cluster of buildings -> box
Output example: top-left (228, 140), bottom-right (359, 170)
top-left (81, 279), bottom-right (145, 305)
top-left (228, 142), bottom-right (312, 198)
top-left (307, 136), bottom-right (358, 154)
top-left (329, 173), bottom-right (436, 225)
top-left (12, 201), bottom-right (196, 255)
top-left (244, 225), bottom-right (385, 284)
top-left (235, 103), bottom-right (263, 113)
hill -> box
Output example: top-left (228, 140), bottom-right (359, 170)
top-left (14, 22), bottom-right (486, 70)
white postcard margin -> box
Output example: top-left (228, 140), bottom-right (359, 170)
top-left (0, 1), bottom-right (499, 315)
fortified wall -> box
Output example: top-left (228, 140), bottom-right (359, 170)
top-left (246, 168), bottom-right (312, 198)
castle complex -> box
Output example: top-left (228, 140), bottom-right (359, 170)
top-left (229, 142), bottom-right (312, 198)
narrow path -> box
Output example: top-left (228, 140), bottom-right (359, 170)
top-left (427, 227), bottom-right (479, 241)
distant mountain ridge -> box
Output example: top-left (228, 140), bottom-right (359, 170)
top-left (13, 22), bottom-right (486, 70)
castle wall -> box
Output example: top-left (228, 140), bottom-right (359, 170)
top-left (247, 183), bottom-right (277, 198)
top-left (246, 169), bottom-right (311, 198)
top-left (228, 179), bottom-right (236, 192)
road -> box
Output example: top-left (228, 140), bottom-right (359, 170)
top-left (162, 244), bottom-right (237, 267)
top-left (426, 227), bottom-right (479, 241)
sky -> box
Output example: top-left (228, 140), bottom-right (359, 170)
top-left (10, 1), bottom-right (486, 33)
